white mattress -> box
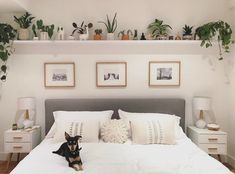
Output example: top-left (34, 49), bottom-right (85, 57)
top-left (11, 135), bottom-right (232, 174)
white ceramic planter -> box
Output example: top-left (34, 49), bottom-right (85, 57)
top-left (18, 28), bottom-right (30, 40)
top-left (67, 35), bottom-right (75, 40)
top-left (40, 32), bottom-right (49, 40)
top-left (79, 34), bottom-right (89, 40)
top-left (33, 37), bottom-right (39, 40)
top-left (107, 33), bottom-right (115, 40)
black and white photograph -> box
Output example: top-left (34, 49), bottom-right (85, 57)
top-left (44, 62), bottom-right (75, 87)
top-left (149, 61), bottom-right (180, 87)
top-left (96, 62), bottom-right (127, 87)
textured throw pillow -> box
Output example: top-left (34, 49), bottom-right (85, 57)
top-left (53, 120), bottom-right (99, 143)
top-left (101, 119), bottom-right (128, 144)
top-left (131, 118), bottom-right (176, 145)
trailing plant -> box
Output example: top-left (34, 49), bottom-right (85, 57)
top-left (0, 23), bottom-right (16, 82)
top-left (32, 19), bottom-right (55, 38)
top-left (195, 20), bottom-right (234, 60)
top-left (183, 25), bottom-right (193, 36)
top-left (72, 22), bottom-right (93, 35)
top-left (148, 19), bottom-right (172, 39)
top-left (14, 12), bottom-right (35, 29)
top-left (95, 29), bottom-right (102, 35)
top-left (98, 13), bottom-right (118, 33)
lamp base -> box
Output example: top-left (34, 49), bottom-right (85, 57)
top-left (195, 119), bottom-right (206, 129)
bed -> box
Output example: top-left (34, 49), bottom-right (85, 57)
top-left (10, 98), bottom-right (232, 174)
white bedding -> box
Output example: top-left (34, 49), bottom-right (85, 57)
top-left (11, 135), bottom-right (232, 174)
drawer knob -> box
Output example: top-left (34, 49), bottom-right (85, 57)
top-left (208, 147), bottom-right (218, 151)
top-left (208, 138), bottom-right (218, 141)
top-left (13, 137), bottom-right (23, 139)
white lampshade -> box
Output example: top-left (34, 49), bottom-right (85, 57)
top-left (193, 97), bottom-right (211, 111)
top-left (18, 97), bottom-right (36, 110)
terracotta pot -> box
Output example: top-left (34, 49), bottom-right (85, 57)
top-left (94, 34), bottom-right (102, 40)
top-left (18, 28), bottom-right (30, 40)
top-left (122, 35), bottom-right (129, 40)
top-left (107, 33), bottom-right (115, 40)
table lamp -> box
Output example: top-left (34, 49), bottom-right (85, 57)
top-left (193, 97), bottom-right (211, 129)
top-left (18, 97), bottom-right (36, 129)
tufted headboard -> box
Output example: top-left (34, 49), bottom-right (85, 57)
top-left (45, 98), bottom-right (185, 135)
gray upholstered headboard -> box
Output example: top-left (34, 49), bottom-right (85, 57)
top-left (45, 98), bottom-right (185, 134)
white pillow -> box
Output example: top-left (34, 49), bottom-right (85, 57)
top-left (118, 109), bottom-right (183, 139)
top-left (101, 119), bottom-right (128, 144)
top-left (53, 120), bottom-right (99, 143)
top-left (131, 118), bottom-right (176, 145)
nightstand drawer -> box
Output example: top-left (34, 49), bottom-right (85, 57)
top-left (198, 135), bottom-right (227, 144)
top-left (5, 133), bottom-right (31, 143)
top-left (5, 143), bottom-right (31, 153)
top-left (198, 144), bottom-right (227, 155)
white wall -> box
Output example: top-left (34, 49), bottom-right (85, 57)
top-left (0, 0), bottom-right (234, 161)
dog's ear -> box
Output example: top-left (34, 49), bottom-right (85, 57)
top-left (65, 132), bottom-right (70, 140)
top-left (75, 135), bottom-right (82, 141)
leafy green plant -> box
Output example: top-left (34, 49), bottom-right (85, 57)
top-left (99, 13), bottom-right (118, 33)
top-left (118, 30), bottom-right (133, 37)
top-left (148, 19), bottom-right (172, 39)
top-left (195, 20), bottom-right (234, 60)
top-left (32, 20), bottom-right (55, 39)
top-left (0, 23), bottom-right (16, 82)
top-left (72, 22), bottom-right (93, 35)
top-left (95, 29), bottom-right (102, 35)
top-left (183, 25), bottom-right (193, 36)
top-left (14, 12), bottom-right (35, 29)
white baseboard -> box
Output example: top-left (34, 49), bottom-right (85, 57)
top-left (228, 155), bottom-right (235, 167)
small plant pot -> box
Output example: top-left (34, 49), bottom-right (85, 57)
top-left (156, 35), bottom-right (168, 40)
top-left (183, 35), bottom-right (193, 40)
top-left (79, 34), bottom-right (88, 40)
top-left (40, 32), bottom-right (49, 40)
top-left (94, 34), bottom-right (102, 40)
top-left (18, 28), bottom-right (30, 40)
top-left (107, 33), bottom-right (115, 40)
top-left (33, 36), bottom-right (39, 40)
top-left (122, 35), bottom-right (129, 40)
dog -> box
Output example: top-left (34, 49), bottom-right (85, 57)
top-left (53, 132), bottom-right (83, 171)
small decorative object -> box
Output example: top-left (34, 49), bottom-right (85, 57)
top-left (195, 20), bottom-right (234, 60)
top-left (71, 22), bottom-right (93, 40)
top-left (14, 12), bottom-right (35, 40)
top-left (193, 97), bottom-right (211, 129)
top-left (133, 29), bottom-right (138, 40)
top-left (12, 123), bottom-right (18, 130)
top-left (169, 36), bottom-right (174, 40)
top-left (32, 19), bottom-right (55, 40)
top-left (94, 29), bottom-right (102, 40)
top-left (99, 13), bottom-right (118, 40)
top-left (175, 33), bottom-right (182, 40)
top-left (17, 97), bottom-right (36, 129)
top-left (140, 33), bottom-right (146, 40)
top-left (149, 61), bottom-right (181, 87)
top-left (56, 27), bottom-right (64, 40)
top-left (67, 35), bottom-right (75, 40)
top-left (118, 30), bottom-right (133, 40)
top-left (148, 19), bottom-right (172, 40)
top-left (0, 23), bottom-right (16, 82)
top-left (96, 62), bottom-right (127, 87)
top-left (44, 62), bottom-right (75, 87)
top-left (183, 25), bottom-right (193, 40)
top-left (207, 123), bottom-right (220, 131)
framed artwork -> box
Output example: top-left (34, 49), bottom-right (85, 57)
top-left (149, 61), bottom-right (181, 87)
top-left (44, 62), bottom-right (75, 87)
top-left (96, 62), bottom-right (127, 87)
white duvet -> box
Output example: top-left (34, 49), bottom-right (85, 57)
top-left (11, 136), bottom-right (232, 174)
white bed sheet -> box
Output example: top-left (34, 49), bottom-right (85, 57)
top-left (11, 135), bottom-right (232, 174)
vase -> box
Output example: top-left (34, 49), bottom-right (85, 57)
top-left (40, 32), bottom-right (49, 40)
top-left (18, 28), bottom-right (30, 40)
top-left (107, 33), bottom-right (115, 40)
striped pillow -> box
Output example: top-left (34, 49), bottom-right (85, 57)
top-left (130, 118), bottom-right (176, 145)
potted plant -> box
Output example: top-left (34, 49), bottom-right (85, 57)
top-left (94, 29), bottom-right (102, 40)
top-left (195, 20), bottom-right (234, 60)
top-left (33, 19), bottom-right (54, 40)
top-left (183, 25), bottom-right (193, 40)
top-left (118, 30), bottom-right (133, 40)
top-left (0, 23), bottom-right (16, 82)
top-left (14, 12), bottom-right (35, 40)
top-left (99, 13), bottom-right (117, 40)
top-left (72, 22), bottom-right (93, 40)
top-left (148, 19), bottom-right (172, 40)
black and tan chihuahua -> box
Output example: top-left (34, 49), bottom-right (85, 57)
top-left (53, 132), bottom-right (83, 171)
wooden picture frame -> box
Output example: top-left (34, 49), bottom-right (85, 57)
top-left (96, 62), bottom-right (127, 87)
top-left (44, 62), bottom-right (75, 88)
top-left (149, 61), bottom-right (181, 87)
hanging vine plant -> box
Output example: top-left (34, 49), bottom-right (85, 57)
top-left (195, 20), bottom-right (234, 60)
top-left (0, 23), bottom-right (16, 82)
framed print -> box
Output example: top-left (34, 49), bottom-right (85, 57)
top-left (44, 62), bottom-right (75, 87)
top-left (149, 61), bottom-right (181, 87)
top-left (96, 62), bottom-right (127, 87)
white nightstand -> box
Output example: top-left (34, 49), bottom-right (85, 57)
top-left (188, 126), bottom-right (227, 161)
top-left (4, 126), bottom-right (41, 170)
